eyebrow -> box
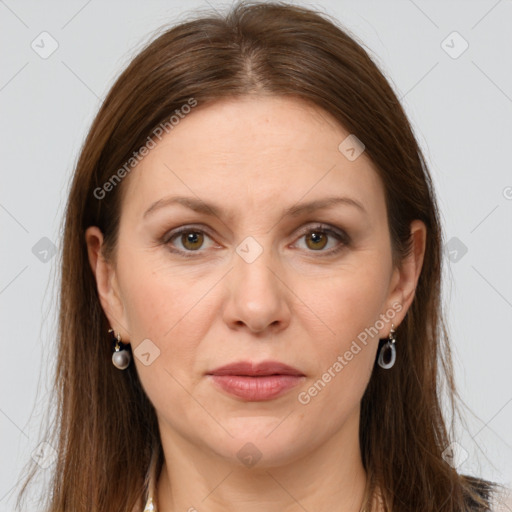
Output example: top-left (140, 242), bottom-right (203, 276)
top-left (143, 194), bottom-right (367, 219)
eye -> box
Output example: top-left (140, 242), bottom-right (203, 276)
top-left (163, 223), bottom-right (349, 258)
top-left (294, 224), bottom-right (349, 254)
top-left (164, 227), bottom-right (215, 255)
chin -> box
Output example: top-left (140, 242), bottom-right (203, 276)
top-left (202, 416), bottom-right (315, 469)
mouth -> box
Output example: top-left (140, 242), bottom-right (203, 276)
top-left (206, 361), bottom-right (305, 401)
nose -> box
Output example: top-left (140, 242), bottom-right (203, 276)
top-left (222, 243), bottom-right (291, 335)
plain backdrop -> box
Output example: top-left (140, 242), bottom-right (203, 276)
top-left (1, 0), bottom-right (511, 509)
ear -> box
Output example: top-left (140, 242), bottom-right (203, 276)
top-left (85, 226), bottom-right (130, 341)
top-left (383, 220), bottom-right (427, 332)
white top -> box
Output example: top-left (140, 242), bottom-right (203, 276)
top-left (142, 449), bottom-right (158, 512)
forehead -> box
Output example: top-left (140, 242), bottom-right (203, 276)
top-left (119, 95), bottom-right (385, 223)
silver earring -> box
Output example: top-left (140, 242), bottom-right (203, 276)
top-left (377, 324), bottom-right (396, 369)
top-left (109, 328), bottom-right (131, 370)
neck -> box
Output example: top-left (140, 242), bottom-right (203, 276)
top-left (156, 409), bottom-right (375, 512)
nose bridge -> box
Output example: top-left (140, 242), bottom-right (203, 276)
top-left (236, 238), bottom-right (278, 291)
top-left (224, 234), bottom-right (290, 332)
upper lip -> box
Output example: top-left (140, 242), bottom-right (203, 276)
top-left (207, 360), bottom-right (304, 377)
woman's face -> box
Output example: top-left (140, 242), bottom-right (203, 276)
top-left (87, 95), bottom-right (423, 468)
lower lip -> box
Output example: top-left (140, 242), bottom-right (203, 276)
top-left (209, 375), bottom-right (304, 401)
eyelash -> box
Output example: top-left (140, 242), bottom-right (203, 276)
top-left (162, 223), bottom-right (350, 258)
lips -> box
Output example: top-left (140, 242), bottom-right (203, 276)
top-left (207, 361), bottom-right (305, 401)
top-left (208, 361), bottom-right (304, 377)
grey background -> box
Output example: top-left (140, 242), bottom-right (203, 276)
top-left (1, 0), bottom-right (511, 509)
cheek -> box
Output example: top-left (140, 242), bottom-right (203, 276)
top-left (297, 257), bottom-right (391, 349)
top-left (115, 249), bottom-right (230, 383)
top-left (291, 256), bottom-right (391, 412)
top-left (117, 246), bottom-right (208, 336)
top-left (115, 255), bottom-right (219, 407)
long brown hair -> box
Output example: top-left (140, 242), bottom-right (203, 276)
top-left (16, 1), bottom-right (496, 510)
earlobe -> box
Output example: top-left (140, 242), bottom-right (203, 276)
top-left (85, 226), bottom-right (127, 337)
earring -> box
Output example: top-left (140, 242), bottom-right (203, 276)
top-left (377, 324), bottom-right (396, 369)
top-left (109, 328), bottom-right (131, 370)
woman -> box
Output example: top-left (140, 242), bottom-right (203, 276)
top-left (16, 2), bottom-right (510, 511)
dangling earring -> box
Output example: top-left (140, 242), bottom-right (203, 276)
top-left (378, 324), bottom-right (396, 369)
top-left (109, 328), bottom-right (131, 370)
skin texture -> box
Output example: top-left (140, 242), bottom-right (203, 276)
top-left (86, 95), bottom-right (426, 512)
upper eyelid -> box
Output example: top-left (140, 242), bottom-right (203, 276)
top-left (163, 224), bottom-right (214, 241)
top-left (295, 223), bottom-right (346, 236)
